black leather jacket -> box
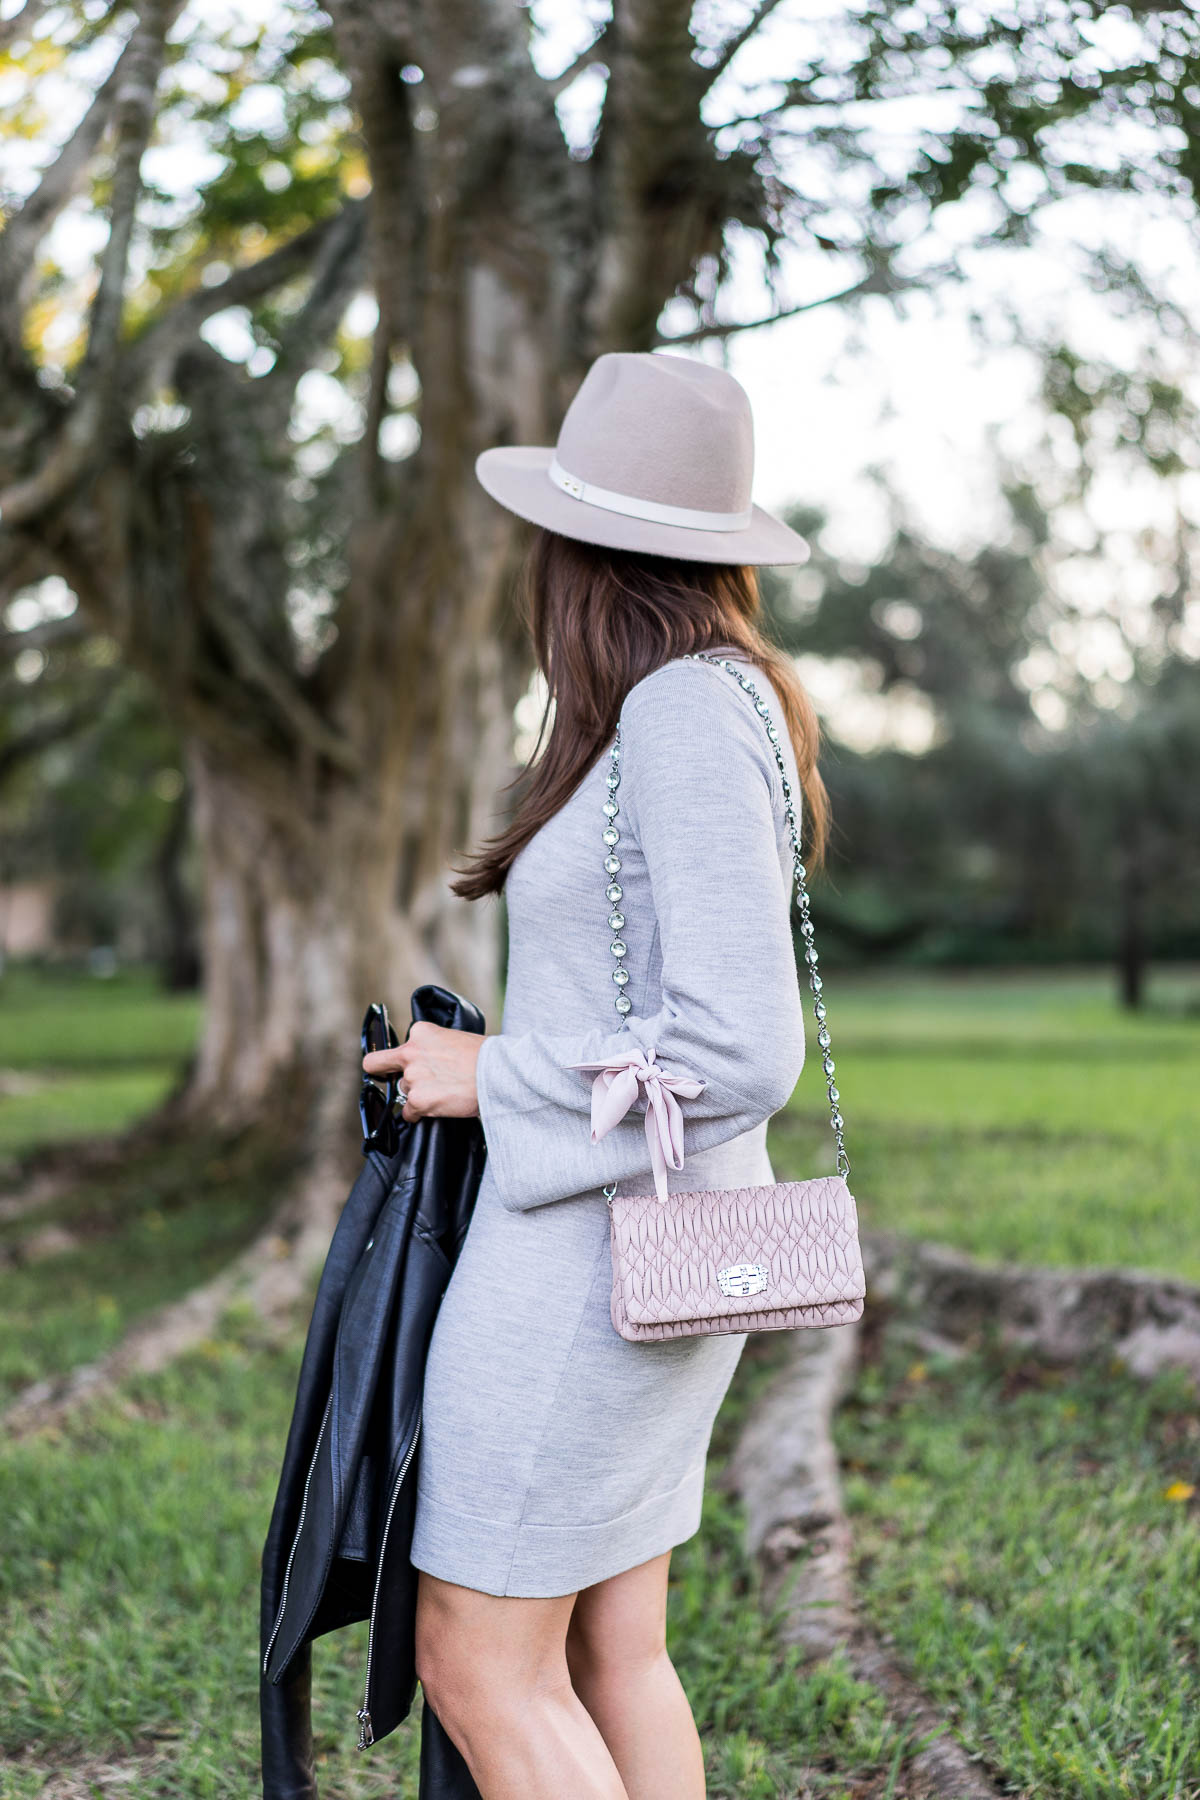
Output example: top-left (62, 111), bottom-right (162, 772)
top-left (259, 984), bottom-right (486, 1800)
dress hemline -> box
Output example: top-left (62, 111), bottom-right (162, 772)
top-left (408, 1461), bottom-right (706, 1598)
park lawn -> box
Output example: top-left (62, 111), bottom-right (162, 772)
top-left (2, 963), bottom-right (1198, 1796)
top-left (0, 962), bottom-right (202, 1072)
top-left (0, 966), bottom-right (288, 1395)
top-left (772, 965), bottom-right (1200, 1279)
top-left (0, 1318), bottom-right (897, 1800)
top-left (0, 1128), bottom-right (299, 1395)
top-left (4, 1314), bottom-right (1197, 1800)
top-left (837, 1322), bottom-right (1200, 1800)
top-left (0, 963), bottom-right (200, 1157)
top-left (0, 1067), bottom-right (182, 1157)
top-left (0, 964), bottom-right (199, 1158)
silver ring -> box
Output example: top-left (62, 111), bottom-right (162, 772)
top-left (395, 1088), bottom-right (408, 1108)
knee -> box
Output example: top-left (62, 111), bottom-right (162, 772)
top-left (415, 1613), bottom-right (492, 1733)
top-left (416, 1604), bottom-right (562, 1739)
top-left (567, 1615), bottom-right (669, 1697)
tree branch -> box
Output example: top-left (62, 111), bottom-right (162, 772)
top-left (544, 27), bottom-right (610, 98)
top-left (127, 210), bottom-right (358, 396)
top-left (0, 25), bottom-right (138, 346)
top-left (258, 202), bottom-right (369, 432)
top-left (324, 3), bottom-right (417, 361)
top-left (655, 265), bottom-right (915, 345)
top-left (698, 0), bottom-right (792, 89)
top-left (0, 670), bottom-right (123, 784)
top-left (0, 616), bottom-right (87, 658)
top-left (0, 535), bottom-right (50, 602)
top-left (587, 0), bottom-right (713, 351)
top-left (0, 0), bottom-right (52, 54)
top-left (82, 1), bottom-right (180, 388)
top-left (203, 595), bottom-right (362, 775)
top-left (0, 0), bottom-right (181, 532)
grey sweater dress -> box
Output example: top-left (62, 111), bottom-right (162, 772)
top-left (409, 650), bottom-right (806, 1598)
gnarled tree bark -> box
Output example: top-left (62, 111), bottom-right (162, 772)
top-left (0, 1), bottom-right (809, 1337)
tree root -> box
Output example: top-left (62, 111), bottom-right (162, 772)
top-left (733, 1238), bottom-right (1200, 1794)
top-left (730, 1322), bottom-right (860, 1659)
top-left (732, 1322), bottom-right (1001, 1800)
top-left (848, 1640), bottom-right (1007, 1800)
top-left (2, 1147), bottom-right (347, 1439)
top-left (863, 1230), bottom-right (1200, 1383)
top-left (0, 1076), bottom-right (205, 1215)
top-left (0, 1166), bottom-right (72, 1225)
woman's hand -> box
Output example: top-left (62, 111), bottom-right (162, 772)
top-left (362, 1021), bottom-right (488, 1122)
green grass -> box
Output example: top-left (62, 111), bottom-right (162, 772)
top-left (0, 1067), bottom-right (183, 1155)
top-left (773, 965), bottom-right (1200, 1278)
top-left (0, 1312), bottom-right (421, 1800)
top-left (0, 962), bottom-right (200, 1159)
top-left (0, 1129), bottom-right (297, 1395)
top-left (2, 961), bottom-right (1198, 1796)
top-left (0, 1322), bottom-right (899, 1800)
top-left (0, 962), bottom-right (202, 1073)
top-left (0, 964), bottom-right (288, 1396)
top-left (836, 1322), bottom-right (1200, 1800)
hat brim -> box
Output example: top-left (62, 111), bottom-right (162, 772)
top-left (475, 446), bottom-right (810, 566)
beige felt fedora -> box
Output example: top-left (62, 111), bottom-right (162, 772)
top-left (475, 351), bottom-right (810, 566)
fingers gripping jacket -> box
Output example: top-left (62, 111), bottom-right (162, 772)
top-left (571, 651), bottom-right (866, 1343)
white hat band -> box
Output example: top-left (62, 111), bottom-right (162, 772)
top-left (549, 455), bottom-right (753, 534)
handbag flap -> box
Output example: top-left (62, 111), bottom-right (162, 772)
top-left (609, 1175), bottom-right (865, 1328)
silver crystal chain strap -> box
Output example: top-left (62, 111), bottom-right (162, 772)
top-left (598, 651), bottom-right (849, 1202)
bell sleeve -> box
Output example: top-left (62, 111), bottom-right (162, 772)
top-left (474, 659), bottom-right (807, 1213)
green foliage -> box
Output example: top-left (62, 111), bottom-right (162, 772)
top-left (0, 597), bottom-right (194, 965)
top-left (5, 0), bottom-right (1200, 995)
top-left (7, 4), bottom-right (358, 366)
top-left (12, 0), bottom-right (1200, 403)
top-left (838, 1329), bottom-right (1200, 1799)
top-left (763, 478), bottom-right (1200, 969)
top-left (713, 0), bottom-right (1200, 302)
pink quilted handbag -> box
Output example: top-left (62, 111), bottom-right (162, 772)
top-left (569, 651), bottom-right (866, 1343)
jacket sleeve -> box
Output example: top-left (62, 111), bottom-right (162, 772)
top-left (474, 659), bottom-right (807, 1213)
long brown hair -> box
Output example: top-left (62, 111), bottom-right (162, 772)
top-left (451, 527), bottom-right (830, 901)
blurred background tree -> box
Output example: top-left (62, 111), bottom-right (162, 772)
top-left (761, 464), bottom-right (1200, 1004)
top-left (2, 0), bottom-right (1200, 1214)
top-left (1, 582), bottom-right (198, 986)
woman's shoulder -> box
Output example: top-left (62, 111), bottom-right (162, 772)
top-left (621, 651), bottom-right (781, 733)
top-left (622, 651), bottom-right (746, 717)
top-left (618, 652), bottom-right (783, 789)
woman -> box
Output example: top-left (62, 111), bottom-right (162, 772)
top-left (363, 351), bottom-right (829, 1800)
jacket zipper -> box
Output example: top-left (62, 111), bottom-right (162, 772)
top-left (356, 1415), bottom-right (422, 1751)
top-left (263, 1391), bottom-right (333, 1677)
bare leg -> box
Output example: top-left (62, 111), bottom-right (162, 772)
top-left (415, 1569), bottom-right (629, 1800)
top-left (566, 1550), bottom-right (706, 1800)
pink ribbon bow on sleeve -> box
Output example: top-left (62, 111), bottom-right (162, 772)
top-left (564, 1045), bottom-right (707, 1203)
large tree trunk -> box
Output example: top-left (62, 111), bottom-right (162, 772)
top-left (179, 595), bottom-right (515, 1130)
top-left (0, 0), bottom-right (782, 1281)
top-left (152, 772), bottom-right (201, 993)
